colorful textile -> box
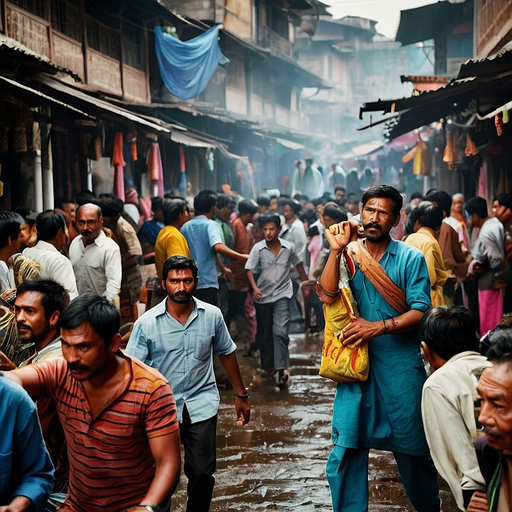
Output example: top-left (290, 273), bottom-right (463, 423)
top-left (154, 225), bottom-right (190, 279)
top-left (154, 25), bottom-right (228, 100)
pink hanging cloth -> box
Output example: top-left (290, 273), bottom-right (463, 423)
top-left (112, 132), bottom-right (126, 201)
top-left (147, 142), bottom-right (164, 198)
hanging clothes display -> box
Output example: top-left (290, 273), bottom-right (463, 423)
top-left (154, 25), bottom-right (229, 100)
top-left (146, 142), bottom-right (164, 197)
top-left (112, 132), bottom-right (126, 201)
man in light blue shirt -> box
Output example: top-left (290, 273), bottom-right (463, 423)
top-left (126, 255), bottom-right (250, 512)
top-left (0, 374), bottom-right (54, 511)
top-left (181, 190), bottom-right (247, 306)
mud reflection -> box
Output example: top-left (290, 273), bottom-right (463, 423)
top-left (170, 331), bottom-right (458, 512)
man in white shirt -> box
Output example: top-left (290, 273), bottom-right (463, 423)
top-left (0, 210), bottom-right (24, 292)
top-left (23, 210), bottom-right (78, 301)
top-left (69, 203), bottom-right (122, 305)
top-left (419, 305), bottom-right (490, 511)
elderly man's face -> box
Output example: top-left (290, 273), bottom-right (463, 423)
top-left (478, 363), bottom-right (512, 451)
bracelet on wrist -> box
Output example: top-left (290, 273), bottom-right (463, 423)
top-left (236, 390), bottom-right (249, 399)
top-left (139, 505), bottom-right (161, 512)
top-left (316, 280), bottom-right (339, 298)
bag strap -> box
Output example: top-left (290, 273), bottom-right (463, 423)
top-left (347, 240), bottom-right (408, 315)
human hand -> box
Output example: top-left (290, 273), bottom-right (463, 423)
top-left (324, 220), bottom-right (361, 253)
top-left (235, 397), bottom-right (251, 425)
top-left (0, 496), bottom-right (33, 512)
top-left (221, 267), bottom-right (232, 281)
top-left (253, 287), bottom-right (263, 301)
top-left (339, 317), bottom-right (381, 348)
top-left (466, 491), bottom-right (488, 511)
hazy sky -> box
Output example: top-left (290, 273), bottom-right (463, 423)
top-left (324, 0), bottom-right (437, 39)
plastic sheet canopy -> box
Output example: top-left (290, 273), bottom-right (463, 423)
top-left (154, 25), bottom-right (229, 100)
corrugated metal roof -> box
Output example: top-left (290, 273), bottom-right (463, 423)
top-left (0, 35), bottom-right (82, 82)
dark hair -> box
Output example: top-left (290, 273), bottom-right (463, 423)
top-left (487, 329), bottom-right (512, 365)
top-left (334, 187), bottom-right (346, 195)
top-left (16, 278), bottom-right (67, 318)
top-left (97, 195), bottom-right (124, 217)
top-left (258, 213), bottom-right (281, 229)
top-left (151, 196), bottom-right (164, 212)
top-left (60, 294), bottom-right (120, 346)
top-left (418, 306), bottom-right (479, 360)
top-left (494, 193), bottom-right (512, 210)
top-left (323, 206), bottom-right (348, 223)
top-left (311, 197), bottom-right (326, 207)
top-left (0, 211), bottom-right (24, 248)
top-left (415, 201), bottom-right (443, 230)
top-left (361, 185), bottom-right (403, 218)
top-left (282, 199), bottom-right (302, 215)
top-left (423, 190), bottom-right (452, 217)
top-left (15, 207), bottom-right (37, 227)
top-left (482, 313), bottom-right (512, 356)
top-left (194, 190), bottom-right (217, 214)
top-left (36, 210), bottom-right (66, 241)
top-left (410, 191), bottom-right (423, 201)
top-left (163, 198), bottom-right (189, 225)
top-left (256, 194), bottom-right (270, 207)
top-left (75, 190), bottom-right (96, 206)
top-left (216, 193), bottom-right (236, 210)
top-left (162, 255), bottom-right (198, 282)
top-left (55, 197), bottom-right (75, 210)
top-left (238, 199), bottom-right (258, 216)
top-left (464, 197), bottom-right (488, 218)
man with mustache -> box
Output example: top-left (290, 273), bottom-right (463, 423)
top-left (319, 185), bottom-right (440, 512)
top-left (5, 293), bottom-right (181, 512)
top-left (69, 203), bottom-right (122, 306)
top-left (127, 255), bottom-right (250, 512)
top-left (466, 334), bottom-right (512, 512)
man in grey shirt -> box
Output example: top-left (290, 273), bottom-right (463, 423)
top-left (246, 213), bottom-right (308, 385)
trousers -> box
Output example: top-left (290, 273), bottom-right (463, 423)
top-left (255, 297), bottom-right (290, 371)
top-left (326, 445), bottom-right (440, 512)
top-left (180, 406), bottom-right (217, 512)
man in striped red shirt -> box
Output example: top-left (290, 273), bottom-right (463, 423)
top-left (5, 294), bottom-right (181, 512)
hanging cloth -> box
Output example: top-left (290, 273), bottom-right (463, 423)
top-left (154, 25), bottom-right (229, 100)
top-left (112, 132), bottom-right (126, 201)
top-left (147, 142), bottom-right (164, 198)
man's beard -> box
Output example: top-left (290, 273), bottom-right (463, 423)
top-left (363, 222), bottom-right (389, 243)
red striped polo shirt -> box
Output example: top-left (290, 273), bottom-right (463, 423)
top-left (33, 353), bottom-right (178, 512)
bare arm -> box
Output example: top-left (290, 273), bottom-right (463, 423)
top-left (341, 309), bottom-right (425, 349)
top-left (2, 365), bottom-right (42, 397)
top-left (246, 269), bottom-right (262, 301)
top-left (296, 262), bottom-right (308, 282)
top-left (214, 243), bottom-right (249, 262)
top-left (124, 431), bottom-right (181, 511)
top-left (218, 352), bottom-right (251, 425)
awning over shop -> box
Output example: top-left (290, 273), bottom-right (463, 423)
top-left (170, 130), bottom-right (217, 148)
top-left (395, 1), bottom-right (464, 46)
top-left (359, 47), bottom-right (512, 140)
top-left (0, 75), bottom-right (93, 118)
top-left (36, 75), bottom-right (172, 133)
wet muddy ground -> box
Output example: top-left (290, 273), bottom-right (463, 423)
top-left (170, 328), bottom-right (459, 512)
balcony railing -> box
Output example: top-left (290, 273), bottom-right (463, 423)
top-left (258, 25), bottom-right (292, 58)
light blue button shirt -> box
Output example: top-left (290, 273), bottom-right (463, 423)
top-left (126, 297), bottom-right (236, 423)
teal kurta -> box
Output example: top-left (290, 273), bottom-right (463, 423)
top-left (331, 238), bottom-right (432, 455)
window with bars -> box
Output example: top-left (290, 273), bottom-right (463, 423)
top-left (87, 17), bottom-right (120, 60)
top-left (9, 0), bottom-right (46, 18)
top-left (51, 0), bottom-right (81, 41)
top-left (122, 25), bottom-right (145, 70)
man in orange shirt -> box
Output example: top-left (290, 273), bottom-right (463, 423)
top-left (5, 294), bottom-right (181, 512)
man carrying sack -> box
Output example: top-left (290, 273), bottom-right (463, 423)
top-left (318, 185), bottom-right (440, 512)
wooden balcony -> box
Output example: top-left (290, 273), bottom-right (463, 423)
top-left (258, 25), bottom-right (292, 58)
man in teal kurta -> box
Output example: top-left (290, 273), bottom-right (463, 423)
top-left (319, 185), bottom-right (440, 512)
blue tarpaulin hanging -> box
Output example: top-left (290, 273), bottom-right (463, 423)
top-left (154, 25), bottom-right (229, 100)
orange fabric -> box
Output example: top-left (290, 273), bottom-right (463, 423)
top-left (112, 132), bottom-right (126, 167)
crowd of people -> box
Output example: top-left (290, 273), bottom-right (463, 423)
top-left (0, 171), bottom-right (512, 512)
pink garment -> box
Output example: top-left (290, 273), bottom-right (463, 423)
top-left (308, 235), bottom-right (323, 270)
top-left (478, 288), bottom-right (503, 336)
top-left (244, 292), bottom-right (257, 344)
top-left (147, 143), bottom-right (164, 198)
